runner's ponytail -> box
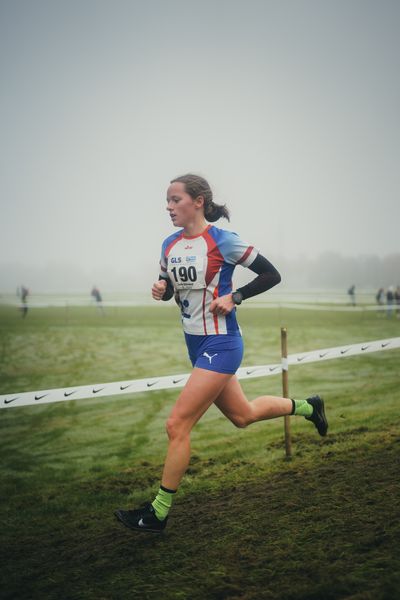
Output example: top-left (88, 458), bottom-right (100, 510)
top-left (204, 200), bottom-right (230, 222)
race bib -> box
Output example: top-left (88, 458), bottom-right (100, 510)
top-left (167, 255), bottom-right (206, 290)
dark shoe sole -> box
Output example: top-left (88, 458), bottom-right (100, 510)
top-left (306, 396), bottom-right (328, 436)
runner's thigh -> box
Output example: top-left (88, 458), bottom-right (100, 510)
top-left (169, 367), bottom-right (233, 427)
top-left (214, 376), bottom-right (252, 423)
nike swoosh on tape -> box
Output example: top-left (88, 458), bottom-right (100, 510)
top-left (297, 356), bottom-right (306, 362)
top-left (319, 352), bottom-right (328, 358)
top-left (147, 381), bottom-right (158, 387)
top-left (4, 397), bottom-right (19, 405)
top-left (269, 366), bottom-right (279, 372)
top-left (120, 384), bottom-right (131, 390)
top-left (340, 349), bottom-right (349, 354)
top-left (92, 388), bottom-right (104, 394)
top-left (35, 394), bottom-right (48, 401)
top-left (64, 391), bottom-right (76, 397)
top-left (361, 345), bottom-right (369, 351)
top-left (381, 342), bottom-right (390, 348)
top-left (246, 369), bottom-right (257, 375)
top-left (173, 378), bottom-right (185, 384)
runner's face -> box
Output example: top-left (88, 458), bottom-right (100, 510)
top-left (166, 182), bottom-right (203, 228)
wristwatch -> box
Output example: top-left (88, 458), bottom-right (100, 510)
top-left (232, 291), bottom-right (243, 305)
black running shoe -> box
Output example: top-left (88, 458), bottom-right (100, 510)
top-left (114, 502), bottom-right (167, 533)
top-left (305, 395), bottom-right (328, 436)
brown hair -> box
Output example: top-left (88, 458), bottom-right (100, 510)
top-left (170, 173), bottom-right (230, 222)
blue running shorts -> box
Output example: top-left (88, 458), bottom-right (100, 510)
top-left (184, 333), bottom-right (244, 374)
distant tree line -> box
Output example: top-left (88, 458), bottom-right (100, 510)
top-left (0, 253), bottom-right (399, 293)
top-left (276, 252), bottom-right (400, 289)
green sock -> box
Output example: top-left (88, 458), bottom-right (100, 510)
top-left (151, 486), bottom-right (176, 521)
top-left (291, 399), bottom-right (313, 417)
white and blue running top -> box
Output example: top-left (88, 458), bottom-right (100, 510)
top-left (159, 224), bottom-right (258, 336)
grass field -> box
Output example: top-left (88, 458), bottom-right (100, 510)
top-left (1, 304), bottom-right (399, 600)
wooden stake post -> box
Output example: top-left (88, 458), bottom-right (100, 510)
top-left (281, 327), bottom-right (292, 457)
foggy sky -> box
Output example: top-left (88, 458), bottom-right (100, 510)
top-left (1, 0), bottom-right (399, 292)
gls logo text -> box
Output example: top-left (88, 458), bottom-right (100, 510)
top-left (170, 257), bottom-right (182, 264)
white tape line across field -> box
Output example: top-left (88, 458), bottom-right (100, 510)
top-left (7, 301), bottom-right (395, 311)
top-left (1, 337), bottom-right (399, 410)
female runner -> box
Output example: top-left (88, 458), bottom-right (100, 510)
top-left (115, 174), bottom-right (327, 533)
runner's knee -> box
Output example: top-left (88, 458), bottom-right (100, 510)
top-left (232, 415), bottom-right (248, 428)
top-left (166, 416), bottom-right (190, 440)
top-left (229, 409), bottom-right (254, 428)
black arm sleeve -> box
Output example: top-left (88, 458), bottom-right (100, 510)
top-left (159, 276), bottom-right (174, 301)
top-left (236, 254), bottom-right (281, 301)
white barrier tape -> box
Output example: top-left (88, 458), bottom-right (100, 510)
top-left (1, 337), bottom-right (399, 410)
top-left (249, 303), bottom-right (395, 312)
top-left (5, 302), bottom-right (397, 312)
top-left (12, 302), bottom-right (146, 308)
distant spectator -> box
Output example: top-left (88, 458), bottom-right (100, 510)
top-left (376, 288), bottom-right (384, 305)
top-left (91, 286), bottom-right (104, 315)
top-left (19, 285), bottom-right (29, 318)
top-left (386, 286), bottom-right (394, 318)
top-left (348, 285), bottom-right (356, 307)
top-left (91, 286), bottom-right (102, 303)
top-left (395, 286), bottom-right (400, 319)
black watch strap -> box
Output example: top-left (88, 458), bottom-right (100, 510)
top-left (232, 291), bottom-right (243, 305)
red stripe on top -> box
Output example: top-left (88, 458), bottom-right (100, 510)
top-left (202, 288), bottom-right (208, 335)
top-left (212, 285), bottom-right (219, 334)
top-left (201, 229), bottom-right (224, 335)
top-left (237, 245), bottom-right (254, 265)
top-left (203, 229), bottom-right (224, 285)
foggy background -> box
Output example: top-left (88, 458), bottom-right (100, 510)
top-left (1, 0), bottom-right (399, 295)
